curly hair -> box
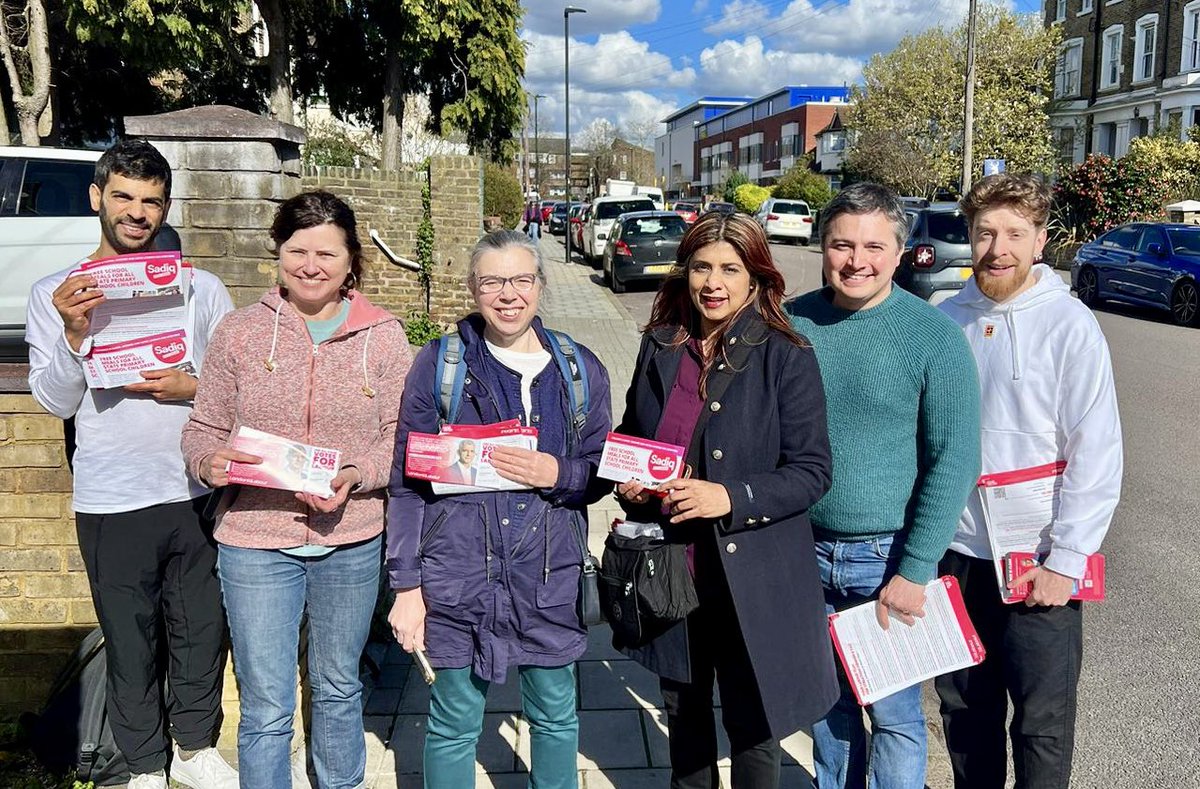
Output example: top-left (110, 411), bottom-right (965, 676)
top-left (961, 173), bottom-right (1051, 229)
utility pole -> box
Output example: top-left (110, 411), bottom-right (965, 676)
top-left (532, 93), bottom-right (546, 196)
top-left (961, 0), bottom-right (978, 194)
top-left (564, 6), bottom-right (586, 265)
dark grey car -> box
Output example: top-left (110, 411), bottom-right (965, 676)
top-left (601, 211), bottom-right (687, 293)
top-left (897, 204), bottom-right (974, 304)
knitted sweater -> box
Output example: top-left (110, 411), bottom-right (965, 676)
top-left (786, 286), bottom-right (981, 583)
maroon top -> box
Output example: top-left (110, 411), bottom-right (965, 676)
top-left (654, 339), bottom-right (706, 575)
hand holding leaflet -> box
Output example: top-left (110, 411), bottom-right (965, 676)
top-left (404, 422), bottom-right (539, 494)
top-left (226, 427), bottom-right (342, 498)
top-left (829, 577), bottom-right (985, 706)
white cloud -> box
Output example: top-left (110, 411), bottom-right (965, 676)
top-left (703, 0), bottom-right (771, 35)
top-left (766, 0), bottom-right (982, 58)
top-left (523, 30), bottom-right (695, 94)
top-left (697, 35), bottom-right (861, 95)
top-left (521, 0), bottom-right (661, 37)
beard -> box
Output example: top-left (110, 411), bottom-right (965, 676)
top-left (974, 260), bottom-right (1033, 302)
top-left (98, 203), bottom-right (157, 255)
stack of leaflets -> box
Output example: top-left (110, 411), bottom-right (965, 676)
top-left (74, 251), bottom-right (197, 389)
top-left (405, 420), bottom-right (538, 494)
top-left (226, 426), bottom-right (342, 498)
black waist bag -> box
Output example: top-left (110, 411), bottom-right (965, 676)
top-left (599, 533), bottom-right (700, 647)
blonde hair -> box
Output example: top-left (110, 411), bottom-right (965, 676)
top-left (961, 174), bottom-right (1051, 228)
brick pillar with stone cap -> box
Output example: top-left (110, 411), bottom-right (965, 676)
top-left (125, 105), bottom-right (306, 307)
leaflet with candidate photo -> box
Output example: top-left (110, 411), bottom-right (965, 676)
top-left (828, 577), bottom-right (986, 706)
top-left (226, 426), bottom-right (341, 498)
top-left (598, 432), bottom-right (686, 489)
top-left (976, 461), bottom-right (1067, 603)
top-left (405, 423), bottom-right (538, 493)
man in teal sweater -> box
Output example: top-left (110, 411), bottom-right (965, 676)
top-left (787, 182), bottom-right (981, 789)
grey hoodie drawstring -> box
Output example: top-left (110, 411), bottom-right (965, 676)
top-left (1005, 305), bottom-right (1021, 380)
top-left (361, 324), bottom-right (375, 397)
top-left (263, 300), bottom-right (283, 371)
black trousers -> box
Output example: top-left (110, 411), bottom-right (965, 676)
top-left (934, 552), bottom-right (1083, 789)
top-left (659, 538), bottom-right (781, 789)
top-left (75, 496), bottom-right (226, 774)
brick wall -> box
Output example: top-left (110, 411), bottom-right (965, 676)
top-left (299, 155), bottom-right (481, 323)
top-left (0, 394), bottom-right (93, 718)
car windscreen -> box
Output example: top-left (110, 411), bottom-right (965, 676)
top-left (674, 203), bottom-right (697, 212)
top-left (597, 200), bottom-right (654, 219)
top-left (624, 216), bottom-right (687, 239)
top-left (771, 202), bottom-right (810, 216)
top-left (1167, 227), bottom-right (1200, 256)
top-left (925, 211), bottom-right (969, 244)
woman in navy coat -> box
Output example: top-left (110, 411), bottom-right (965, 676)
top-left (615, 212), bottom-right (839, 788)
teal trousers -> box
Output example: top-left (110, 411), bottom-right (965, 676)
top-left (424, 664), bottom-right (579, 789)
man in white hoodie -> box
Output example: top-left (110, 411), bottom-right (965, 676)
top-left (937, 173), bottom-right (1122, 789)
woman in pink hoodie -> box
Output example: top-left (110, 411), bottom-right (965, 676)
top-left (182, 191), bottom-right (412, 789)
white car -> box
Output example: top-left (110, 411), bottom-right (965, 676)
top-left (582, 195), bottom-right (655, 266)
top-left (755, 197), bottom-right (813, 244)
top-left (0, 147), bottom-right (103, 358)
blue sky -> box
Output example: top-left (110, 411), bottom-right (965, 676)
top-left (519, 0), bottom-right (1041, 143)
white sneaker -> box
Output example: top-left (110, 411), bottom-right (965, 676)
top-left (128, 771), bottom-right (168, 789)
top-left (170, 744), bottom-right (240, 789)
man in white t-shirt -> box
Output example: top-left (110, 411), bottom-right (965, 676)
top-left (26, 140), bottom-right (237, 789)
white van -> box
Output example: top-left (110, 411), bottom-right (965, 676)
top-left (635, 186), bottom-right (664, 211)
top-left (0, 147), bottom-right (103, 358)
top-left (582, 195), bottom-right (656, 265)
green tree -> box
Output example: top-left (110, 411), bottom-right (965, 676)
top-left (732, 183), bottom-right (770, 214)
top-left (846, 6), bottom-right (1059, 195)
top-left (301, 0), bottom-right (526, 169)
top-left (1123, 127), bottom-right (1200, 205)
top-left (773, 159), bottom-right (834, 209)
top-left (722, 170), bottom-right (749, 203)
top-left (483, 162), bottom-right (523, 228)
top-left (54, 0), bottom-right (261, 142)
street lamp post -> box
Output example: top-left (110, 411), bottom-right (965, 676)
top-left (564, 5), bottom-right (586, 265)
top-left (532, 93), bottom-right (546, 197)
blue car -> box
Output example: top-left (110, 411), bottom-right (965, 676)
top-left (1071, 222), bottom-right (1200, 327)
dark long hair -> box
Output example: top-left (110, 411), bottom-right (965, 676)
top-left (646, 211), bottom-right (802, 393)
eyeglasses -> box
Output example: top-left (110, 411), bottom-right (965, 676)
top-left (474, 274), bottom-right (539, 294)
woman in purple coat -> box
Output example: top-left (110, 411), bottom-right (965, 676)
top-left (385, 230), bottom-right (611, 789)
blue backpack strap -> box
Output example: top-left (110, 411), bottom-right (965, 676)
top-left (545, 329), bottom-right (589, 436)
top-left (434, 331), bottom-right (468, 426)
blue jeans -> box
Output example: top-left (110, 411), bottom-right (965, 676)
top-left (425, 665), bottom-right (578, 789)
top-left (811, 535), bottom-right (927, 789)
top-left (218, 536), bottom-right (381, 789)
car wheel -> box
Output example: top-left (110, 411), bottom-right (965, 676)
top-left (601, 257), bottom-right (611, 285)
top-left (611, 270), bottom-right (626, 294)
top-left (800, 236), bottom-right (810, 247)
top-left (1076, 268), bottom-right (1100, 307)
top-left (1170, 279), bottom-right (1199, 327)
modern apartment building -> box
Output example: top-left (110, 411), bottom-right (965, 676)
top-left (694, 86), bottom-right (850, 197)
top-left (1049, 0), bottom-right (1200, 165)
top-left (655, 96), bottom-right (754, 200)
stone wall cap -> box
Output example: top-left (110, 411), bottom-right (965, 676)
top-left (124, 105), bottom-right (306, 145)
top-left (0, 363), bottom-right (31, 393)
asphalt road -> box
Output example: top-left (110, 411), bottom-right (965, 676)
top-left (560, 234), bottom-right (1200, 787)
